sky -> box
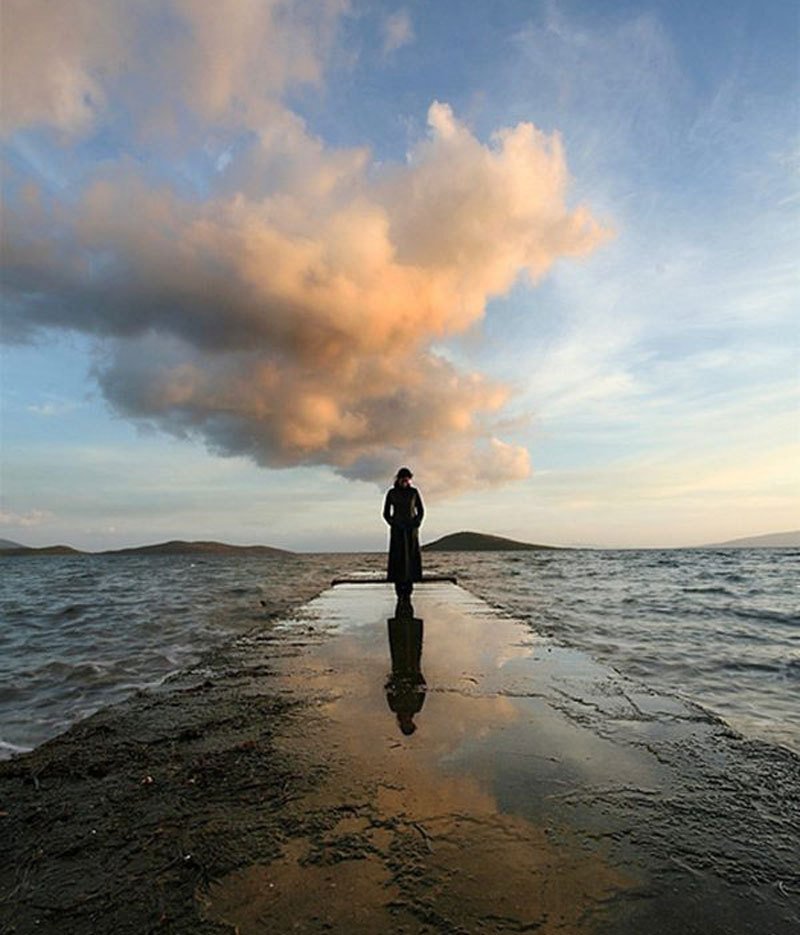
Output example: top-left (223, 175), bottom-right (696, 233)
top-left (1, 0), bottom-right (798, 551)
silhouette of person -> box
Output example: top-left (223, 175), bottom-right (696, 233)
top-left (385, 602), bottom-right (426, 735)
top-left (383, 467), bottom-right (424, 599)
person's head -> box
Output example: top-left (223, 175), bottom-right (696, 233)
top-left (397, 713), bottom-right (417, 735)
top-left (394, 467), bottom-right (413, 488)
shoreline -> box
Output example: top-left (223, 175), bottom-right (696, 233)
top-left (0, 553), bottom-right (386, 759)
top-left (1, 581), bottom-right (798, 933)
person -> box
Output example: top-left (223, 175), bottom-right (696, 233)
top-left (382, 467), bottom-right (424, 598)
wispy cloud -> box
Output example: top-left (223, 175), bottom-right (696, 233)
top-left (0, 0), bottom-right (349, 136)
top-left (0, 508), bottom-right (51, 528)
top-left (382, 9), bottom-right (414, 55)
top-left (26, 396), bottom-right (79, 417)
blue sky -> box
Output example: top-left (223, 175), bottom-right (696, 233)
top-left (1, 0), bottom-right (798, 550)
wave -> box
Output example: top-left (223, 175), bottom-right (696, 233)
top-left (54, 604), bottom-right (89, 618)
top-left (718, 660), bottom-right (783, 674)
top-left (785, 658), bottom-right (800, 679)
top-left (729, 607), bottom-right (799, 627)
top-left (682, 586), bottom-right (734, 596)
top-left (0, 738), bottom-right (32, 760)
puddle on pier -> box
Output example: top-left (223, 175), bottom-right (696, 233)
top-left (202, 583), bottom-right (791, 934)
top-left (263, 584), bottom-right (668, 827)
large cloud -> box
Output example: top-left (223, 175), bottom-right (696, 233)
top-left (0, 0), bottom-right (348, 134)
top-left (1, 2), bottom-right (611, 496)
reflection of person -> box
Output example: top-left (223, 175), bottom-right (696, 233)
top-left (385, 605), bottom-right (425, 735)
top-left (383, 467), bottom-right (424, 598)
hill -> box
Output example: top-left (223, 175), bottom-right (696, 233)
top-left (423, 531), bottom-right (558, 552)
top-left (99, 540), bottom-right (291, 556)
top-left (701, 530), bottom-right (800, 549)
top-left (0, 538), bottom-right (25, 550)
top-left (0, 544), bottom-right (82, 556)
top-left (0, 540), bottom-right (292, 557)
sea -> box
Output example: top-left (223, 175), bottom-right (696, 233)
top-left (1, 548), bottom-right (797, 758)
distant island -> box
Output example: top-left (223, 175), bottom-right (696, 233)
top-left (4, 530), bottom-right (796, 556)
top-left (700, 530), bottom-right (800, 549)
top-left (0, 544), bottom-right (82, 556)
top-left (0, 540), bottom-right (292, 557)
top-left (423, 531), bottom-right (558, 552)
top-left (0, 538), bottom-right (25, 550)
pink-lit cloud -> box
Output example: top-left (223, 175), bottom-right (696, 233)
top-left (1, 0), bottom-right (348, 135)
top-left (1, 2), bottom-right (611, 496)
top-left (382, 9), bottom-right (414, 54)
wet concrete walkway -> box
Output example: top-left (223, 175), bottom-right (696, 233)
top-left (201, 582), bottom-right (798, 934)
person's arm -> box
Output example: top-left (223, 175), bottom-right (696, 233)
top-left (414, 490), bottom-right (424, 527)
top-left (383, 490), bottom-right (393, 526)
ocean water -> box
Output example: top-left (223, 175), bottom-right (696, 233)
top-left (445, 548), bottom-right (799, 753)
top-left (1, 549), bottom-right (797, 757)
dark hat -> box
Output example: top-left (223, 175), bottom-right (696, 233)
top-left (396, 466), bottom-right (413, 478)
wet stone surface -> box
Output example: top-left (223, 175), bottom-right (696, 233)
top-left (1, 582), bottom-right (798, 934)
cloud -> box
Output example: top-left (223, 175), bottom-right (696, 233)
top-left (0, 0), bottom-right (128, 134)
top-left (0, 0), bottom-right (349, 135)
top-left (0, 509), bottom-right (50, 528)
top-left (512, 4), bottom-right (684, 165)
top-left (26, 402), bottom-right (77, 417)
top-left (1, 4), bottom-right (610, 496)
top-left (89, 330), bottom-right (531, 497)
top-left (383, 9), bottom-right (414, 54)
top-left (25, 394), bottom-right (80, 417)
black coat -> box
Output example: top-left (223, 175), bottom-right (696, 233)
top-left (386, 616), bottom-right (426, 717)
top-left (383, 485), bottom-right (424, 583)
